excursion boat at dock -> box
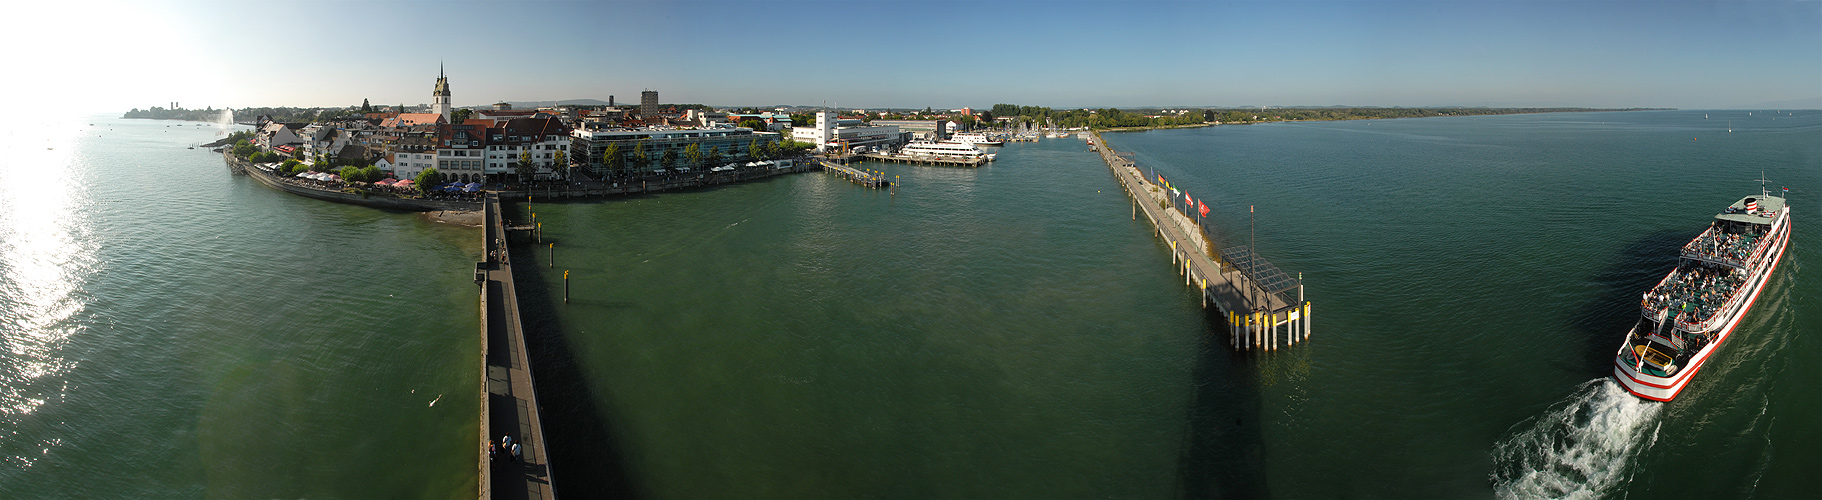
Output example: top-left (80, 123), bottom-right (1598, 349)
top-left (896, 140), bottom-right (996, 162)
top-left (1613, 190), bottom-right (1791, 401)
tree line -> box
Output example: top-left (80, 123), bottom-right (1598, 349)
top-left (988, 104), bottom-right (1659, 129)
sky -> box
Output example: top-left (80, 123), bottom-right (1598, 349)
top-left (5, 0), bottom-right (1818, 114)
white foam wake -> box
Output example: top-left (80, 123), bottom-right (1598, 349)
top-left (1490, 378), bottom-right (1663, 500)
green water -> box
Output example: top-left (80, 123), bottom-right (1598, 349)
top-left (516, 110), bottom-right (1819, 498)
top-left (2, 111), bottom-right (1815, 498)
top-left (0, 116), bottom-right (481, 497)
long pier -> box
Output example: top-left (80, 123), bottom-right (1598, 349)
top-left (857, 153), bottom-right (986, 168)
top-left (1092, 131), bottom-right (1311, 351)
top-left (481, 193), bottom-right (557, 499)
top-left (818, 159), bottom-right (891, 188)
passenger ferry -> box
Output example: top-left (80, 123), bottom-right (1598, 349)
top-left (1613, 189), bottom-right (1791, 401)
top-left (898, 141), bottom-right (995, 161)
top-left (951, 132), bottom-right (1003, 146)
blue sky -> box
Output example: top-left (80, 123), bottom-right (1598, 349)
top-left (11, 0), bottom-right (1820, 113)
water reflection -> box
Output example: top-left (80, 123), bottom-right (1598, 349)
top-left (0, 118), bottom-right (98, 467)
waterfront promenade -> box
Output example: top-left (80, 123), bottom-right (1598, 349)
top-left (228, 150), bottom-right (818, 212)
top-left (482, 193), bottom-right (556, 500)
top-left (1092, 132), bottom-right (1310, 350)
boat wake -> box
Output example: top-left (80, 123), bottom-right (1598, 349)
top-left (1490, 378), bottom-right (1662, 499)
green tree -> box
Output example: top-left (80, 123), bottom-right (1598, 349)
top-left (553, 150), bottom-right (568, 180)
top-left (601, 143), bottom-right (622, 174)
top-left (416, 168), bottom-right (441, 193)
top-left (747, 139), bottom-right (761, 160)
top-left (516, 150), bottom-right (535, 182)
top-left (684, 143), bottom-right (703, 168)
top-left (631, 143), bottom-right (648, 171)
top-left (761, 140), bottom-right (779, 160)
top-left (452, 108), bottom-right (473, 123)
top-left (280, 159), bottom-right (301, 173)
top-left (706, 146), bottom-right (723, 168)
top-left (659, 148), bottom-right (677, 168)
top-left (361, 99), bottom-right (371, 113)
top-left (232, 139), bottom-right (258, 157)
top-left (737, 118), bottom-right (766, 130)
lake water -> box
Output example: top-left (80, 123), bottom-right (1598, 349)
top-left (515, 110), bottom-right (1820, 498)
top-left (2, 110), bottom-right (1815, 498)
top-left (0, 116), bottom-right (480, 497)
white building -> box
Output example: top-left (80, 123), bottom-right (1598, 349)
top-left (483, 117), bottom-right (572, 180)
top-left (791, 111), bottom-right (901, 152)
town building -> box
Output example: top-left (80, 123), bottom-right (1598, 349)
top-left (640, 90), bottom-right (658, 122)
top-left (435, 122), bottom-right (488, 183)
top-left (871, 119), bottom-right (949, 141)
top-left (256, 122), bottom-right (306, 151)
top-left (483, 117), bottom-right (573, 180)
top-left (794, 111), bottom-right (902, 152)
top-left (570, 124), bottom-right (780, 175)
top-left (390, 135), bottom-right (438, 181)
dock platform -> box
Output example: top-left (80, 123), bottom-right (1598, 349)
top-left (1092, 131), bottom-right (1311, 351)
top-left (819, 159), bottom-right (891, 188)
top-left (481, 193), bottom-right (557, 499)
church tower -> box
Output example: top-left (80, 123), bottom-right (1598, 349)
top-left (431, 64), bottom-right (452, 120)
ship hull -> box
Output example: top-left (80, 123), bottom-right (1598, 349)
top-left (1612, 216), bottom-right (1789, 401)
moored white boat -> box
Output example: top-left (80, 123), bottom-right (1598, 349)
top-left (897, 140), bottom-right (989, 161)
top-left (1613, 190), bottom-right (1791, 401)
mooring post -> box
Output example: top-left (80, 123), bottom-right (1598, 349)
top-left (563, 270), bottom-right (570, 303)
top-left (548, 242), bottom-right (553, 268)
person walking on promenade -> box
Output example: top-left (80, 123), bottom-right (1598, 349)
top-left (511, 442), bottom-right (522, 462)
top-left (489, 441), bottom-right (497, 462)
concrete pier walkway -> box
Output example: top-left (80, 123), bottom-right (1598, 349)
top-left (481, 193), bottom-right (557, 499)
top-left (1092, 131), bottom-right (1311, 350)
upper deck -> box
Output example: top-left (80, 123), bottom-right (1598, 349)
top-left (1714, 195), bottom-right (1786, 225)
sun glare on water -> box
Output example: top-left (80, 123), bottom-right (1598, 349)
top-left (0, 116), bottom-right (101, 467)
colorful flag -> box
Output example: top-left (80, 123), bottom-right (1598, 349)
top-left (1199, 200), bottom-right (1210, 217)
top-left (1184, 193), bottom-right (1192, 207)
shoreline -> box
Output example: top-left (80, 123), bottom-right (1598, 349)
top-left (1092, 107), bottom-right (1671, 133)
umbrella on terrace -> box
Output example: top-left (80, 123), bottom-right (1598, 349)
top-left (376, 178), bottom-right (396, 186)
top-left (464, 182), bottom-right (482, 192)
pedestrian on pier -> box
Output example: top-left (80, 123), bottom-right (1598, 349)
top-left (501, 434), bottom-right (513, 452)
top-left (511, 443), bottom-right (522, 462)
top-left (489, 441), bottom-right (497, 462)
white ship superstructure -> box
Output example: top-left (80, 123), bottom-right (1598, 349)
top-left (897, 140), bottom-right (994, 161)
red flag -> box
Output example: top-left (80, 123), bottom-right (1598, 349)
top-left (1184, 193), bottom-right (1192, 207)
top-left (1199, 200), bottom-right (1210, 217)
